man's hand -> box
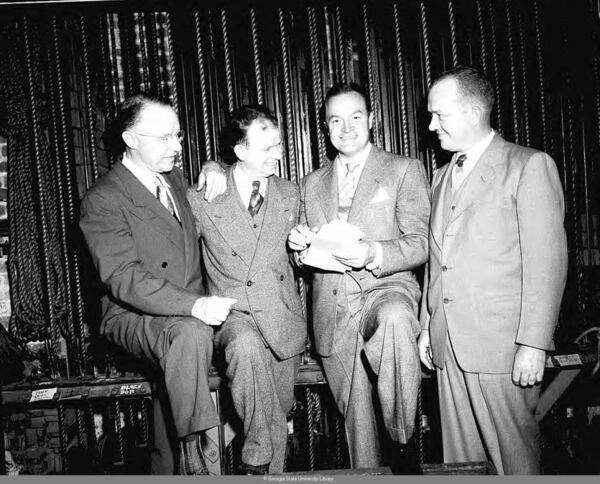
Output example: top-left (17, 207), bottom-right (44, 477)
top-left (288, 224), bottom-right (316, 252)
top-left (196, 161), bottom-right (226, 202)
top-left (332, 241), bottom-right (375, 269)
top-left (192, 296), bottom-right (237, 326)
top-left (512, 345), bottom-right (546, 387)
top-left (418, 330), bottom-right (434, 371)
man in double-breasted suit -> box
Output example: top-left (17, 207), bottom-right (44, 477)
top-left (187, 105), bottom-right (306, 475)
top-left (288, 83), bottom-right (430, 471)
top-left (80, 94), bottom-right (233, 475)
top-left (419, 66), bottom-right (568, 474)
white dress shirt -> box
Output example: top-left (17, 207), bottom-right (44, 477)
top-left (452, 130), bottom-right (495, 191)
top-left (335, 143), bottom-right (382, 271)
top-left (233, 163), bottom-right (268, 208)
top-left (122, 155), bottom-right (181, 220)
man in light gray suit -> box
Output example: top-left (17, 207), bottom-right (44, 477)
top-left (419, 66), bottom-right (568, 474)
top-left (187, 105), bottom-right (306, 475)
top-left (288, 83), bottom-right (430, 471)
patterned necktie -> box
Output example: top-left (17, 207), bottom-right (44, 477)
top-left (155, 176), bottom-right (179, 221)
top-left (248, 180), bottom-right (264, 217)
top-left (338, 161), bottom-right (360, 220)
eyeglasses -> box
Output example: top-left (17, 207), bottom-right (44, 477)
top-left (130, 130), bottom-right (185, 144)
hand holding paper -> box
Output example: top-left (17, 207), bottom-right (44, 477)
top-left (301, 219), bottom-right (365, 273)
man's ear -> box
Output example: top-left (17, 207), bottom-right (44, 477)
top-left (233, 143), bottom-right (246, 162)
top-left (470, 104), bottom-right (484, 125)
top-left (368, 111), bottom-right (374, 130)
top-left (122, 131), bottom-right (138, 150)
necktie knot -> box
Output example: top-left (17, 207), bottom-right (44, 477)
top-left (456, 153), bottom-right (467, 167)
top-left (248, 180), bottom-right (264, 217)
top-left (345, 161), bottom-right (360, 176)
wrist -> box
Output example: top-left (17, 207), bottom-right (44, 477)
top-left (366, 241), bottom-right (376, 264)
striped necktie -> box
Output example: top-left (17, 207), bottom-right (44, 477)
top-left (338, 161), bottom-right (360, 220)
top-left (155, 176), bottom-right (179, 221)
top-left (248, 180), bottom-right (264, 217)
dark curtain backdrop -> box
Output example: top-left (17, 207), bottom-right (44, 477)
top-left (0, 0), bottom-right (598, 378)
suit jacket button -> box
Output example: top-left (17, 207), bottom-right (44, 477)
top-left (253, 223), bottom-right (258, 229)
top-left (451, 205), bottom-right (456, 210)
top-left (443, 297), bottom-right (449, 304)
top-left (333, 289), bottom-right (337, 295)
top-left (441, 265), bottom-right (447, 272)
top-left (247, 280), bottom-right (253, 287)
top-left (161, 262), bottom-right (168, 268)
top-left (280, 275), bottom-right (284, 281)
top-left (232, 251), bottom-right (237, 256)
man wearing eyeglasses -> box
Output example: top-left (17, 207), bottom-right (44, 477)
top-left (80, 94), bottom-right (229, 475)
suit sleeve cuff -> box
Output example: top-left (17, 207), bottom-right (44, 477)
top-left (365, 241), bottom-right (383, 272)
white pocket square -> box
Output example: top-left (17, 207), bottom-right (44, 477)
top-left (369, 186), bottom-right (390, 204)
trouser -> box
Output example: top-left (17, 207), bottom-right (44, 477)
top-left (102, 314), bottom-right (219, 474)
top-left (321, 283), bottom-right (421, 468)
top-left (437, 334), bottom-right (541, 475)
top-left (215, 315), bottom-right (300, 473)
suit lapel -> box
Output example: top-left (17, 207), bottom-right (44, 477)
top-left (249, 177), bottom-right (292, 278)
top-left (447, 135), bottom-right (505, 226)
top-left (431, 164), bottom-right (452, 248)
top-left (347, 146), bottom-right (383, 224)
top-left (201, 168), bottom-right (256, 266)
top-left (113, 163), bottom-right (184, 253)
top-left (316, 162), bottom-right (338, 223)
top-left (164, 170), bottom-right (196, 282)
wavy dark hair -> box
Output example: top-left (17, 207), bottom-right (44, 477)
top-left (220, 104), bottom-right (278, 164)
top-left (103, 93), bottom-right (173, 156)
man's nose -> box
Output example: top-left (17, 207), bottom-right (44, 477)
top-left (169, 136), bottom-right (183, 152)
top-left (428, 115), bottom-right (438, 132)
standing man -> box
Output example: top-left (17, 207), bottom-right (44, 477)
top-left (80, 94), bottom-right (232, 475)
top-left (419, 66), bottom-right (568, 474)
top-left (287, 83), bottom-right (430, 471)
top-left (188, 105), bottom-right (306, 475)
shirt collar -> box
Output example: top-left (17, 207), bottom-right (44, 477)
top-left (122, 154), bottom-right (169, 194)
top-left (459, 130), bottom-right (495, 166)
top-left (233, 163), bottom-right (269, 193)
top-left (336, 142), bottom-right (372, 172)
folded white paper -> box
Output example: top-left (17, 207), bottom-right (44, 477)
top-left (301, 219), bottom-right (364, 273)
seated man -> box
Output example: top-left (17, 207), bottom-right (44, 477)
top-left (288, 83), bottom-right (430, 472)
top-left (187, 105), bottom-right (306, 475)
top-left (79, 93), bottom-right (232, 475)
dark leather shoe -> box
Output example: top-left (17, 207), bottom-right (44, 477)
top-left (390, 442), bottom-right (423, 475)
top-left (242, 463), bottom-right (269, 475)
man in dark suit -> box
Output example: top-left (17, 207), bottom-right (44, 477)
top-left (287, 83), bottom-right (430, 471)
top-left (80, 94), bottom-right (233, 475)
top-left (188, 105), bottom-right (306, 475)
top-left (419, 66), bottom-right (568, 474)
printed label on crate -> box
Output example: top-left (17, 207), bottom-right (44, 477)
top-left (118, 383), bottom-right (145, 395)
top-left (552, 354), bottom-right (582, 367)
top-left (29, 387), bottom-right (58, 402)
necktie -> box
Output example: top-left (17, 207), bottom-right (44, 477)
top-left (338, 161), bottom-right (360, 220)
top-left (456, 153), bottom-right (467, 167)
top-left (248, 180), bottom-right (264, 217)
top-left (155, 176), bottom-right (178, 221)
